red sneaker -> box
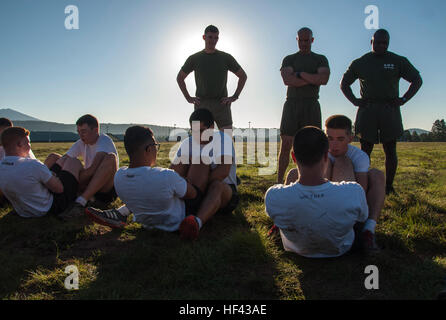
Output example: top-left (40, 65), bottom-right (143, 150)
top-left (179, 215), bottom-right (200, 240)
top-left (268, 224), bottom-right (279, 236)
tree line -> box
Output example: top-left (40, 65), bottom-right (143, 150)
top-left (400, 119), bottom-right (446, 142)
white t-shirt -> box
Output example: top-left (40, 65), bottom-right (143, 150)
top-left (114, 166), bottom-right (188, 232)
top-left (0, 156), bottom-right (54, 217)
top-left (173, 130), bottom-right (237, 187)
top-left (265, 181), bottom-right (368, 258)
top-left (328, 145), bottom-right (370, 173)
top-left (0, 146), bottom-right (36, 161)
top-left (66, 133), bottom-right (118, 168)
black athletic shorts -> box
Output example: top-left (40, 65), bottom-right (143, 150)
top-left (51, 163), bottom-right (117, 204)
top-left (47, 169), bottom-right (79, 215)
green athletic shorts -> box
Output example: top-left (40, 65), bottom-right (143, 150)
top-left (195, 99), bottom-right (232, 128)
top-left (280, 98), bottom-right (321, 136)
top-left (354, 102), bottom-right (404, 144)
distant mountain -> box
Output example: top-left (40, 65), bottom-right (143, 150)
top-left (407, 128), bottom-right (430, 135)
top-left (0, 108), bottom-right (41, 121)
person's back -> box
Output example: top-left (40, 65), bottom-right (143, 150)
top-left (265, 180), bottom-right (367, 258)
top-left (265, 126), bottom-right (369, 258)
top-left (0, 156), bottom-right (53, 217)
top-left (114, 166), bottom-right (187, 231)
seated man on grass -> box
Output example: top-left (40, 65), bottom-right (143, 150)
top-left (86, 109), bottom-right (239, 240)
top-left (44, 114), bottom-right (119, 217)
top-left (265, 126), bottom-right (369, 258)
top-left (0, 127), bottom-right (82, 218)
top-left (284, 115), bottom-right (384, 253)
top-left (0, 118), bottom-right (37, 207)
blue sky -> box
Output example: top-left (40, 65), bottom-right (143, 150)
top-left (0, 0), bottom-right (444, 130)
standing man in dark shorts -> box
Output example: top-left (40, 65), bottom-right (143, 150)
top-left (277, 27), bottom-right (330, 184)
top-left (341, 29), bottom-right (422, 195)
top-left (177, 25), bottom-right (247, 134)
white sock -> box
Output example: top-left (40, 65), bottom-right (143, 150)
top-left (75, 196), bottom-right (87, 207)
top-left (195, 216), bottom-right (203, 230)
top-left (363, 219), bottom-right (377, 234)
top-left (117, 205), bottom-right (131, 216)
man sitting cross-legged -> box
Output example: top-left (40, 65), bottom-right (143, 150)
top-left (284, 115), bottom-right (385, 253)
top-left (86, 109), bottom-right (239, 240)
top-left (0, 127), bottom-right (82, 218)
top-left (85, 125), bottom-right (202, 232)
top-left (44, 114), bottom-right (119, 217)
top-left (265, 126), bottom-right (369, 258)
top-left (172, 108), bottom-right (239, 240)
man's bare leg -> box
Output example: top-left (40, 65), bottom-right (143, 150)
top-left (366, 169), bottom-right (385, 222)
top-left (195, 181), bottom-right (232, 224)
top-left (79, 153), bottom-right (117, 202)
top-left (277, 135), bottom-right (293, 184)
top-left (44, 153), bottom-right (63, 169)
top-left (61, 157), bottom-right (83, 181)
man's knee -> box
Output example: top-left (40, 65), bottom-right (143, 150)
top-left (102, 153), bottom-right (118, 171)
top-left (368, 168), bottom-right (385, 187)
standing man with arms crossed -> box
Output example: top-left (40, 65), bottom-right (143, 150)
top-left (341, 29), bottom-right (422, 195)
top-left (177, 25), bottom-right (247, 134)
top-left (277, 27), bottom-right (330, 184)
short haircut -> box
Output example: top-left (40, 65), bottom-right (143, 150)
top-left (1, 126), bottom-right (30, 150)
top-left (298, 27), bottom-right (313, 36)
top-left (0, 118), bottom-right (13, 128)
top-left (76, 114), bottom-right (99, 129)
top-left (124, 125), bottom-right (155, 159)
top-left (204, 25), bottom-right (219, 34)
top-left (373, 29), bottom-right (390, 40)
top-left (293, 126), bottom-right (328, 167)
top-left (325, 115), bottom-right (352, 135)
top-left (189, 108), bottom-right (214, 128)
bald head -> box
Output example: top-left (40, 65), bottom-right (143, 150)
top-left (372, 29), bottom-right (390, 55)
top-left (297, 27), bottom-right (314, 54)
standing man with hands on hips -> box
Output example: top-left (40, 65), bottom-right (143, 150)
top-left (176, 25), bottom-right (247, 134)
top-left (341, 29), bottom-right (422, 195)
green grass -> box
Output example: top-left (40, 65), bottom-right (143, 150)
top-left (1, 142), bottom-right (445, 299)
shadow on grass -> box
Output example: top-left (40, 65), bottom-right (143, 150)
top-left (0, 208), bottom-right (120, 299)
top-left (70, 210), bottom-right (280, 300)
top-left (276, 231), bottom-right (446, 300)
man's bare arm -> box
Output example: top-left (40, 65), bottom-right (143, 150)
top-left (340, 77), bottom-right (366, 107)
top-left (221, 68), bottom-right (247, 105)
top-left (208, 156), bottom-right (232, 182)
top-left (355, 172), bottom-right (368, 192)
top-left (300, 67), bottom-right (330, 86)
top-left (45, 176), bottom-right (64, 194)
top-left (176, 70), bottom-right (200, 105)
top-left (281, 66), bottom-right (308, 88)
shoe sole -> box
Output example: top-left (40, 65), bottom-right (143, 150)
top-left (85, 208), bottom-right (126, 229)
top-left (179, 218), bottom-right (199, 240)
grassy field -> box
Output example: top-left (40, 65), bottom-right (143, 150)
top-left (1, 141), bottom-right (445, 300)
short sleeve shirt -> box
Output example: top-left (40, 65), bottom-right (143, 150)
top-left (328, 145), bottom-right (370, 173)
top-left (0, 156), bottom-right (54, 217)
top-left (342, 51), bottom-right (420, 100)
top-left (66, 133), bottom-right (118, 168)
top-left (281, 51), bottom-right (329, 99)
top-left (265, 181), bottom-right (368, 258)
top-left (181, 50), bottom-right (241, 99)
top-left (114, 166), bottom-right (187, 232)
